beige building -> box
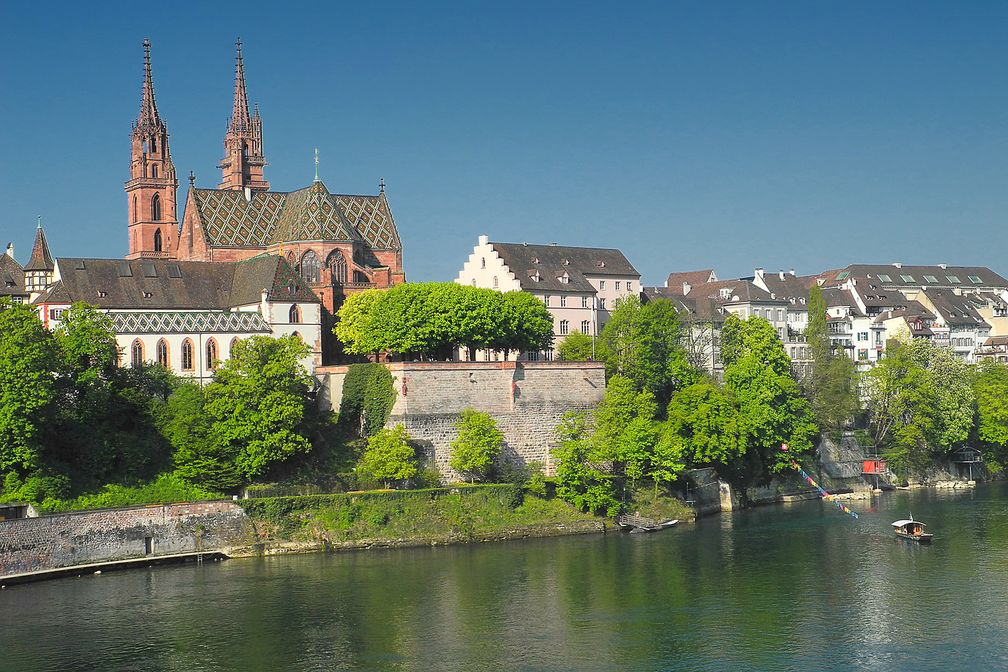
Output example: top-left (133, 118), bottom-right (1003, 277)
top-left (456, 235), bottom-right (640, 359)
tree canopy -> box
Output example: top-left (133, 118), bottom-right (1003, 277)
top-left (335, 283), bottom-right (554, 360)
top-left (449, 409), bottom-right (504, 482)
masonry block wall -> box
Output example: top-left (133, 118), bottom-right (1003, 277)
top-left (318, 361), bottom-right (606, 478)
top-left (0, 501), bottom-right (249, 577)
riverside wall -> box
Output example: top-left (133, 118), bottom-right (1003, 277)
top-left (317, 361), bottom-right (606, 477)
top-left (0, 501), bottom-right (249, 577)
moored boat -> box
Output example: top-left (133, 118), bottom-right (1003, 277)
top-left (892, 516), bottom-right (933, 543)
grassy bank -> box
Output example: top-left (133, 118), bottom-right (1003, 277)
top-left (237, 484), bottom-right (607, 548)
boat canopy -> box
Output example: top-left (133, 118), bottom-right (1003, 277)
top-left (892, 520), bottom-right (926, 528)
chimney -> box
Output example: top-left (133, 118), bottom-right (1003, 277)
top-left (4, 242), bottom-right (12, 259)
top-left (892, 262), bottom-right (902, 268)
top-left (682, 281), bottom-right (691, 296)
top-left (755, 267), bottom-right (764, 280)
top-left (549, 242), bottom-right (558, 246)
top-left (938, 263), bottom-right (947, 269)
top-left (478, 234), bottom-right (489, 246)
top-left (778, 270), bottom-right (785, 281)
top-left (789, 268), bottom-right (796, 276)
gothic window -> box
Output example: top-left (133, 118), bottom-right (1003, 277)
top-left (151, 194), bottom-right (162, 222)
top-left (149, 136), bottom-right (157, 154)
top-left (300, 250), bottom-right (320, 284)
top-left (131, 339), bottom-right (144, 368)
top-left (353, 270), bottom-right (369, 283)
top-left (326, 250), bottom-right (348, 284)
top-left (229, 337), bottom-right (240, 358)
top-left (154, 228), bottom-right (163, 252)
top-left (285, 251), bottom-right (296, 267)
top-left (181, 339), bottom-right (194, 371)
top-left (242, 142), bottom-right (249, 157)
top-left (152, 164), bottom-right (158, 179)
top-left (289, 304), bottom-right (302, 324)
top-left (206, 338), bottom-right (219, 370)
top-left (156, 338), bottom-right (169, 368)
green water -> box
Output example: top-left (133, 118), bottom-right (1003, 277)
top-left (4, 484), bottom-right (1008, 671)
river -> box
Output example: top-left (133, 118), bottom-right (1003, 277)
top-left (4, 484), bottom-right (1008, 671)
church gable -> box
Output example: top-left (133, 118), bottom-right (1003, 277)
top-left (191, 188), bottom-right (286, 247)
top-left (336, 193), bottom-right (401, 251)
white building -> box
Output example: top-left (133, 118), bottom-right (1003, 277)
top-left (35, 255), bottom-right (322, 381)
top-left (456, 235), bottom-right (640, 359)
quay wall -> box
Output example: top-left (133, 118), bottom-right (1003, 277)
top-left (317, 361), bottom-right (606, 477)
top-left (0, 501), bottom-right (249, 577)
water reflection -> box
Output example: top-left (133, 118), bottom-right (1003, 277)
top-left (4, 485), bottom-right (1008, 671)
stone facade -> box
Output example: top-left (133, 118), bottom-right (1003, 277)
top-left (0, 501), bottom-right (249, 577)
top-left (317, 361), bottom-right (606, 478)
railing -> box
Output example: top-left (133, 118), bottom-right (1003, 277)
top-left (136, 251), bottom-right (172, 259)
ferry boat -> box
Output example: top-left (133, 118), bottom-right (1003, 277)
top-left (891, 516), bottom-right (933, 543)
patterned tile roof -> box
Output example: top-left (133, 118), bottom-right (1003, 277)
top-left (189, 183), bottom-right (401, 251)
top-left (108, 310), bottom-right (270, 334)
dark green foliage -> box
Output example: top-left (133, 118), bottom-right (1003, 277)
top-left (556, 331), bottom-right (595, 361)
top-left (973, 361), bottom-right (1008, 472)
top-left (551, 411), bottom-right (620, 516)
top-left (166, 383), bottom-right (241, 492)
top-left (339, 363), bottom-right (397, 437)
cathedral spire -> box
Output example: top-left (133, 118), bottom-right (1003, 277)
top-left (219, 39), bottom-right (268, 191)
top-left (136, 38), bottom-right (162, 132)
top-left (230, 38), bottom-right (251, 132)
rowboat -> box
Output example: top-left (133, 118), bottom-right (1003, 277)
top-left (616, 514), bottom-right (679, 533)
top-left (892, 516), bottom-right (933, 543)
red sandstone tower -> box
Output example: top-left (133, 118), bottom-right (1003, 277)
top-left (125, 39), bottom-right (179, 259)
top-left (218, 39), bottom-right (269, 191)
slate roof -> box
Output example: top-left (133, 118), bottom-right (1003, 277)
top-left (758, 272), bottom-right (818, 303)
top-left (821, 288), bottom-right (866, 316)
top-left (821, 264), bottom-right (1008, 290)
top-left (643, 286), bottom-right (725, 322)
top-left (922, 288), bottom-right (990, 328)
top-left (25, 226), bottom-right (54, 272)
top-left (873, 302), bottom-right (936, 324)
top-left (44, 256), bottom-right (318, 310)
top-left (189, 181), bottom-right (400, 251)
top-left (0, 254), bottom-right (26, 297)
top-left (685, 279), bottom-right (786, 305)
top-left (491, 242), bottom-right (639, 293)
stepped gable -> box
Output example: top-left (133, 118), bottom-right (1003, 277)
top-left (0, 254), bottom-right (25, 297)
top-left (492, 242), bottom-right (639, 293)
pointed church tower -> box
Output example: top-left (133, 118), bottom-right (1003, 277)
top-left (218, 39), bottom-right (269, 191)
top-left (25, 217), bottom-right (55, 295)
top-left (125, 39), bottom-right (179, 259)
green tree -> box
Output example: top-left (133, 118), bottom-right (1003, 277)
top-left (556, 331), bottom-right (594, 361)
top-left (0, 302), bottom-right (58, 472)
top-left (166, 383), bottom-right (241, 491)
top-left (721, 314), bottom-right (817, 477)
top-left (449, 408), bottom-right (504, 482)
top-left (54, 303), bottom-right (120, 384)
top-left (592, 375), bottom-right (659, 484)
top-left (665, 379), bottom-right (745, 466)
top-left (804, 287), bottom-right (859, 435)
top-left (358, 424), bottom-right (417, 488)
top-left (973, 361), bottom-right (1008, 472)
top-left (806, 285), bottom-right (830, 365)
top-left (551, 411), bottom-right (619, 516)
top-left (494, 290), bottom-right (554, 358)
top-left (204, 335), bottom-right (313, 481)
top-left (599, 296), bottom-right (698, 408)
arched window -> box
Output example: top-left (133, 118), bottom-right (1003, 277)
top-left (289, 304), bottom-right (302, 324)
top-left (153, 228), bottom-right (163, 252)
top-left (300, 250), bottom-right (320, 284)
top-left (229, 337), bottom-right (240, 358)
top-left (151, 164), bottom-right (158, 179)
top-left (206, 338), bottom-right (219, 370)
top-left (326, 250), bottom-right (348, 284)
top-left (291, 331), bottom-right (302, 342)
top-left (242, 142), bottom-right (249, 157)
top-left (131, 339), bottom-right (144, 368)
top-left (133, 195), bottom-right (137, 223)
top-left (181, 339), bottom-right (194, 371)
top-left (151, 194), bottom-right (162, 222)
top-left (156, 338), bottom-right (169, 368)
top-left (149, 136), bottom-right (157, 154)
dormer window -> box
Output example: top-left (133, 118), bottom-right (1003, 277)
top-left (142, 291), bottom-right (153, 299)
top-left (559, 273), bottom-right (570, 284)
top-left (562, 259), bottom-right (570, 266)
top-left (530, 271), bottom-right (541, 282)
top-left (532, 257), bottom-right (539, 264)
top-left (598, 261), bottom-right (606, 268)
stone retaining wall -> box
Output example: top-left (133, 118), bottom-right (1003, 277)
top-left (0, 501), bottom-right (249, 577)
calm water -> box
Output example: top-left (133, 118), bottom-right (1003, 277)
top-left (4, 485), bottom-right (1008, 672)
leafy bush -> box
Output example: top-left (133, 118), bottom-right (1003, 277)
top-left (340, 363), bottom-right (397, 437)
top-left (38, 472), bottom-right (223, 513)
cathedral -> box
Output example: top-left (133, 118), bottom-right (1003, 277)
top-left (125, 39), bottom-right (406, 359)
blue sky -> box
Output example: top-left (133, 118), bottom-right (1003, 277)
top-left (1, 2), bottom-right (1006, 285)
